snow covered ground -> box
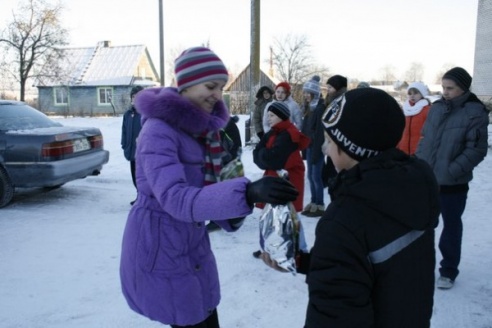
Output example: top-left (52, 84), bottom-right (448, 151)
top-left (1, 115), bottom-right (491, 328)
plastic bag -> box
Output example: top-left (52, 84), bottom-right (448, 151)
top-left (259, 202), bottom-right (300, 274)
top-left (216, 149), bottom-right (245, 230)
top-left (219, 148), bottom-right (244, 181)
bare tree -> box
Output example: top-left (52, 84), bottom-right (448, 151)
top-left (379, 65), bottom-right (397, 84)
top-left (404, 62), bottom-right (425, 82)
top-left (269, 34), bottom-right (328, 86)
top-left (165, 47), bottom-right (184, 87)
top-left (0, 0), bottom-right (68, 101)
top-left (434, 63), bottom-right (456, 84)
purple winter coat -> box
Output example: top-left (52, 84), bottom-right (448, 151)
top-left (120, 87), bottom-right (253, 326)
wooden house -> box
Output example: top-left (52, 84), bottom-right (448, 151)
top-left (225, 64), bottom-right (277, 114)
top-left (36, 41), bottom-right (159, 116)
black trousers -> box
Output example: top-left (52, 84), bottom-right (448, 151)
top-left (130, 160), bottom-right (137, 188)
top-left (171, 309), bottom-right (219, 328)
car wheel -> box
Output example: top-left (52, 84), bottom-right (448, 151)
top-left (0, 166), bottom-right (14, 208)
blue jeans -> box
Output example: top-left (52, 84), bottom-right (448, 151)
top-left (438, 191), bottom-right (468, 281)
top-left (306, 147), bottom-right (325, 205)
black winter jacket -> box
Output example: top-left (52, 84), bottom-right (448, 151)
top-left (301, 98), bottom-right (325, 164)
top-left (304, 149), bottom-right (440, 328)
top-left (121, 106), bottom-right (142, 161)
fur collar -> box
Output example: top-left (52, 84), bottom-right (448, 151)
top-left (135, 87), bottom-right (229, 135)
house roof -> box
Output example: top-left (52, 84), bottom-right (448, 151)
top-left (225, 63), bottom-right (278, 92)
top-left (37, 42), bottom-right (158, 87)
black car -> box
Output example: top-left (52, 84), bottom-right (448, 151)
top-left (0, 100), bottom-right (110, 207)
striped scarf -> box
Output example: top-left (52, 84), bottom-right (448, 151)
top-left (197, 130), bottom-right (225, 185)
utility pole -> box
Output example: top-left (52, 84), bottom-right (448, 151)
top-left (249, 0), bottom-right (260, 142)
top-left (159, 0), bottom-right (165, 86)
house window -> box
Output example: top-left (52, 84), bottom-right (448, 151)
top-left (98, 87), bottom-right (113, 105)
top-left (54, 87), bottom-right (68, 105)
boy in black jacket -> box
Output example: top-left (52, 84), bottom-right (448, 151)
top-left (262, 88), bottom-right (440, 328)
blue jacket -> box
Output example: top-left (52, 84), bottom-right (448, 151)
top-left (120, 87), bottom-right (252, 326)
top-left (121, 106), bottom-right (142, 161)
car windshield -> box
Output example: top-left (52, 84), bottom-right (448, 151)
top-left (0, 103), bottom-right (62, 131)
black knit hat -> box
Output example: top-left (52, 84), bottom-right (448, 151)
top-left (327, 75), bottom-right (348, 91)
top-left (130, 85), bottom-right (144, 97)
top-left (268, 101), bottom-right (290, 121)
top-left (442, 67), bottom-right (472, 91)
top-left (322, 88), bottom-right (405, 161)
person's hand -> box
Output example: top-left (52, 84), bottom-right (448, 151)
top-left (260, 252), bottom-right (289, 273)
top-left (246, 176), bottom-right (298, 206)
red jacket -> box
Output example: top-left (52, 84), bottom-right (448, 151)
top-left (397, 103), bottom-right (430, 155)
top-left (253, 120), bottom-right (310, 211)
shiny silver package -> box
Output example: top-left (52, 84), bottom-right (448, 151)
top-left (259, 202), bottom-right (299, 274)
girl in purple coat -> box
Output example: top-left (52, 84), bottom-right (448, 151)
top-left (119, 47), bottom-right (297, 328)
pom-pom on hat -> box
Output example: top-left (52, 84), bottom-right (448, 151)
top-left (442, 67), bottom-right (472, 92)
top-left (174, 46), bottom-right (229, 92)
top-left (268, 101), bottom-right (291, 121)
top-left (327, 75), bottom-right (348, 91)
top-left (322, 88), bottom-right (405, 161)
top-left (407, 82), bottom-right (429, 97)
top-left (275, 82), bottom-right (291, 96)
top-left (356, 81), bottom-right (370, 89)
top-left (303, 75), bottom-right (321, 97)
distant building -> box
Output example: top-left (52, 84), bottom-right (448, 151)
top-left (473, 0), bottom-right (492, 100)
top-left (36, 41), bottom-right (159, 115)
top-left (225, 64), bottom-right (277, 114)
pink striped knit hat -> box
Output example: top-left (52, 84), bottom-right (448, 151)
top-left (175, 47), bottom-right (228, 92)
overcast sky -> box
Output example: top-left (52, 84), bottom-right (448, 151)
top-left (0, 0), bottom-right (479, 84)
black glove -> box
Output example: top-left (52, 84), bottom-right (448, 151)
top-left (246, 176), bottom-right (298, 206)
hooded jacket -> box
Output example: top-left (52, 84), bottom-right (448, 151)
top-left (120, 87), bottom-right (252, 326)
top-left (397, 99), bottom-right (430, 155)
top-left (253, 86), bottom-right (274, 134)
top-left (253, 120), bottom-right (310, 211)
top-left (305, 149), bottom-right (440, 328)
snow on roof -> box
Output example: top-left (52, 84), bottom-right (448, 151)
top-left (39, 43), bottom-right (148, 87)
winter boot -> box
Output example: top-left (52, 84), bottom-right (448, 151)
top-left (206, 221), bottom-right (221, 232)
top-left (304, 204), bottom-right (325, 217)
top-left (436, 276), bottom-right (454, 289)
top-left (301, 203), bottom-right (315, 216)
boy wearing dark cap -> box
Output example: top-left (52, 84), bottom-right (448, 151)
top-left (262, 88), bottom-right (440, 327)
top-left (416, 66), bottom-right (489, 290)
top-left (322, 74), bottom-right (348, 198)
top-left (253, 101), bottom-right (311, 257)
top-left (262, 82), bottom-right (303, 133)
top-left (254, 102), bottom-right (309, 209)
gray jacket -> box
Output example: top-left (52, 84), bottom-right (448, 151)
top-left (416, 91), bottom-right (489, 186)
